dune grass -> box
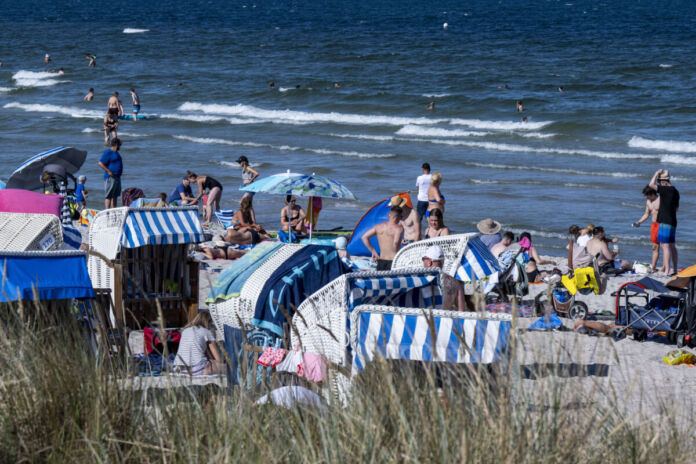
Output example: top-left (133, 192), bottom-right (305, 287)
top-left (0, 305), bottom-right (692, 463)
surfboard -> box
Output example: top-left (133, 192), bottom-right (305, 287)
top-left (346, 192), bottom-right (412, 257)
top-left (118, 114), bottom-right (155, 120)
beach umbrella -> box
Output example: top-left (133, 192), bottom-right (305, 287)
top-left (241, 173), bottom-right (357, 241)
top-left (7, 147), bottom-right (87, 191)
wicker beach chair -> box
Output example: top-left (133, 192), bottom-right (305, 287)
top-left (0, 212), bottom-right (64, 251)
top-left (392, 233), bottom-right (480, 277)
top-left (207, 244), bottom-right (305, 339)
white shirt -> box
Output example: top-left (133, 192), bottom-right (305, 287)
top-left (576, 234), bottom-right (592, 248)
top-left (174, 326), bottom-right (214, 367)
top-left (416, 174), bottom-right (432, 202)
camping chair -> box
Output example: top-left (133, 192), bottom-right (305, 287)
top-left (215, 209), bottom-right (236, 230)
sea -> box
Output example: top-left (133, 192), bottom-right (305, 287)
top-left (1, 0), bottom-right (695, 264)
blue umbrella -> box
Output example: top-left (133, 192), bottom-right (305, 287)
top-left (239, 171), bottom-right (303, 194)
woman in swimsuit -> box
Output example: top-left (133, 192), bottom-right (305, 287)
top-left (423, 208), bottom-right (450, 239)
top-left (519, 232), bottom-right (554, 282)
top-left (188, 171), bottom-right (223, 225)
top-left (103, 113), bottom-right (118, 145)
top-left (427, 171), bottom-right (445, 216)
top-left (236, 155), bottom-right (259, 192)
top-left (280, 195), bottom-right (306, 234)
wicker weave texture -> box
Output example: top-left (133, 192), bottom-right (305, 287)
top-left (0, 213), bottom-right (64, 252)
top-left (88, 208), bottom-right (129, 291)
top-left (392, 233), bottom-right (480, 277)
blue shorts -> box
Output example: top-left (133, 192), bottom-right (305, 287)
top-left (133, 105), bottom-right (140, 114)
top-left (657, 223), bottom-right (676, 244)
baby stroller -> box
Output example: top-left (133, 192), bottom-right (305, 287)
top-left (533, 257), bottom-right (606, 320)
top-left (486, 247), bottom-right (529, 304)
top-left (612, 277), bottom-right (685, 343)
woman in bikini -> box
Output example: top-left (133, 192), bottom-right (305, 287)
top-left (236, 156), bottom-right (259, 189)
top-left (427, 171), bottom-right (445, 216)
top-left (280, 195), bottom-right (306, 234)
top-left (188, 171), bottom-right (223, 225)
top-left (423, 208), bottom-right (450, 238)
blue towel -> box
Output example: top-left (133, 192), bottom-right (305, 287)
top-left (252, 245), bottom-right (348, 336)
top-left (528, 313), bottom-right (563, 331)
top-left (206, 241), bottom-right (284, 304)
top-left (223, 325), bottom-right (244, 387)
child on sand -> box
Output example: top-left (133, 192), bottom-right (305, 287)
top-left (75, 175), bottom-right (88, 211)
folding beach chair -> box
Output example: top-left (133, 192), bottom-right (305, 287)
top-left (215, 209), bottom-right (236, 229)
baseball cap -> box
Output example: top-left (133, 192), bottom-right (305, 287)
top-left (422, 245), bottom-right (444, 262)
top-left (236, 155), bottom-right (249, 164)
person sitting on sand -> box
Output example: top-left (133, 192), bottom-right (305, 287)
top-left (423, 208), bottom-right (450, 239)
top-left (427, 171), bottom-right (445, 216)
top-left (188, 171), bottom-right (223, 225)
top-left (422, 245), bottom-right (468, 311)
top-left (491, 231), bottom-right (515, 258)
top-left (103, 112), bottom-right (118, 145)
top-left (477, 218), bottom-right (503, 249)
top-left (233, 195), bottom-right (267, 235)
top-left (169, 176), bottom-right (197, 205)
top-left (567, 225), bottom-right (593, 270)
top-left (362, 206), bottom-right (404, 271)
top-left (576, 223), bottom-right (594, 248)
top-left (281, 195), bottom-right (306, 234)
top-left (586, 226), bottom-right (631, 273)
top-left (519, 232), bottom-right (555, 282)
top-left (173, 311), bottom-right (224, 376)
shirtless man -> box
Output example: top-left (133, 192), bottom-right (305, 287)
top-left (390, 196), bottom-right (420, 245)
top-left (84, 88), bottom-right (94, 102)
top-left (107, 92), bottom-right (124, 118)
top-left (361, 206), bottom-right (404, 271)
top-left (633, 186), bottom-right (661, 271)
top-left (130, 88), bottom-right (140, 121)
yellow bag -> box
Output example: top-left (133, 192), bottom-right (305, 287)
top-left (663, 349), bottom-right (696, 366)
top-left (562, 267), bottom-right (599, 296)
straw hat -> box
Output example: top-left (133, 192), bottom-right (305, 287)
top-left (658, 170), bottom-right (670, 181)
top-left (477, 218), bottom-right (501, 235)
top-left (390, 195), bottom-right (407, 208)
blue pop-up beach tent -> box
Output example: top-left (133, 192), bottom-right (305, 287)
top-left (0, 251), bottom-right (94, 302)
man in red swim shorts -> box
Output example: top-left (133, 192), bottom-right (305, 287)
top-left (634, 186), bottom-right (660, 272)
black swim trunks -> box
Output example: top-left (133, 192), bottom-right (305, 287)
top-left (377, 259), bottom-right (392, 271)
top-left (108, 107), bottom-right (119, 116)
top-left (249, 229), bottom-right (261, 245)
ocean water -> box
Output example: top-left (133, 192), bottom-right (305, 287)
top-left (1, 0), bottom-right (695, 263)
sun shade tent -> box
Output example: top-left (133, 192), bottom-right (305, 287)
top-left (346, 193), bottom-right (411, 257)
top-left (88, 207), bottom-right (205, 328)
top-left (0, 250), bottom-right (94, 302)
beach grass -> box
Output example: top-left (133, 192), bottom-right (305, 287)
top-left (0, 305), bottom-right (693, 463)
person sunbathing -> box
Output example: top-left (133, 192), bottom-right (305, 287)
top-left (573, 319), bottom-right (625, 336)
top-left (280, 195), bottom-right (306, 234)
top-left (198, 245), bottom-right (246, 260)
top-left (224, 227), bottom-right (269, 246)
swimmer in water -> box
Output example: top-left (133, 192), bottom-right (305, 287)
top-left (269, 81), bottom-right (275, 89)
top-left (44, 53), bottom-right (51, 64)
top-left (427, 102), bottom-right (435, 111)
top-left (84, 88), bottom-right (94, 102)
top-left (522, 116), bottom-right (528, 123)
top-left (334, 82), bottom-right (341, 88)
top-left (58, 68), bottom-right (64, 74)
top-left (558, 86), bottom-right (564, 92)
top-left (516, 100), bottom-right (524, 112)
top-left (86, 54), bottom-right (96, 67)
top-left (497, 84), bottom-right (509, 89)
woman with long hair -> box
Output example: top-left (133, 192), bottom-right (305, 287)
top-left (173, 311), bottom-right (223, 376)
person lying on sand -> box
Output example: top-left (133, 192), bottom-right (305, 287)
top-left (573, 319), bottom-right (626, 336)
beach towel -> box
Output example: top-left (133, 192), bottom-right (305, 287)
top-left (486, 303), bottom-right (535, 318)
top-left (222, 325), bottom-right (244, 387)
top-left (528, 314), bottom-right (564, 331)
top-left (0, 189), bottom-right (63, 217)
top-left (206, 241), bottom-right (284, 304)
top-left (252, 245), bottom-right (347, 336)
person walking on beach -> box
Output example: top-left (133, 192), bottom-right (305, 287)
top-left (188, 171), bottom-right (223, 225)
top-left (415, 162), bottom-right (432, 222)
top-left (633, 186), bottom-right (661, 272)
top-left (237, 156), bottom-right (259, 196)
top-left (84, 88), bottom-right (94, 102)
top-left (649, 169), bottom-right (679, 274)
top-left (129, 88), bottom-right (140, 121)
top-left (390, 195), bottom-right (420, 244)
top-left (361, 206), bottom-right (403, 271)
top-left (98, 138), bottom-right (123, 209)
top-left (107, 92), bottom-right (123, 117)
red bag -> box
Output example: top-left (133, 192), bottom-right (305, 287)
top-left (143, 327), bottom-right (181, 355)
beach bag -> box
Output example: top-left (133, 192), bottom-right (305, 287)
top-left (121, 187), bottom-right (145, 207)
top-left (143, 327), bottom-right (181, 355)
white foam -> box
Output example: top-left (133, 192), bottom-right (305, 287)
top-left (174, 135), bottom-right (395, 158)
top-left (629, 136), bottom-right (696, 153)
top-left (396, 125), bottom-right (490, 138)
top-left (82, 127), bottom-right (150, 138)
top-left (661, 155), bottom-right (696, 166)
top-left (178, 102), bottom-right (446, 126)
top-left (278, 87), bottom-right (295, 92)
top-left (449, 118), bottom-right (552, 131)
top-left (12, 70), bottom-right (65, 87)
top-left (402, 137), bottom-right (655, 160)
top-left (659, 64), bottom-right (673, 68)
top-left (4, 102), bottom-right (102, 119)
top-left (327, 133), bottom-right (394, 141)
top-left (467, 162), bottom-right (641, 178)
top-left (160, 114), bottom-right (256, 124)
top-left (123, 28), bottom-right (149, 33)
top-left (506, 227), bottom-right (567, 240)
top-left (218, 160), bottom-right (263, 168)
top-left (0, 87), bottom-right (13, 93)
top-left (519, 132), bottom-right (556, 139)
top-left (421, 93), bottom-right (451, 98)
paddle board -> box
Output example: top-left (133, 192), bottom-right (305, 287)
top-left (118, 114), bottom-right (155, 120)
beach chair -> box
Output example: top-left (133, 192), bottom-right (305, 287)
top-left (392, 233), bottom-right (479, 278)
top-left (214, 209), bottom-right (236, 229)
top-left (0, 212), bottom-right (64, 251)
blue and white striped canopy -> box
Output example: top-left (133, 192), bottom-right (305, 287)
top-left (121, 208), bottom-right (205, 248)
top-left (455, 236), bottom-right (501, 282)
top-left (352, 310), bottom-right (511, 373)
top-left (349, 273), bottom-right (443, 311)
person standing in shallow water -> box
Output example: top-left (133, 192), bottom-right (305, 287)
top-left (649, 169), bottom-right (679, 274)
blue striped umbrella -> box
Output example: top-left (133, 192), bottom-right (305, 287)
top-left (239, 171), bottom-right (303, 193)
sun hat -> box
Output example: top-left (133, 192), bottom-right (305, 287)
top-left (422, 245), bottom-right (445, 262)
top-left (335, 236), bottom-right (347, 250)
top-left (236, 155), bottom-right (249, 164)
top-left (658, 170), bottom-right (670, 181)
top-left (390, 195), bottom-right (407, 208)
top-left (477, 218), bottom-right (502, 235)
